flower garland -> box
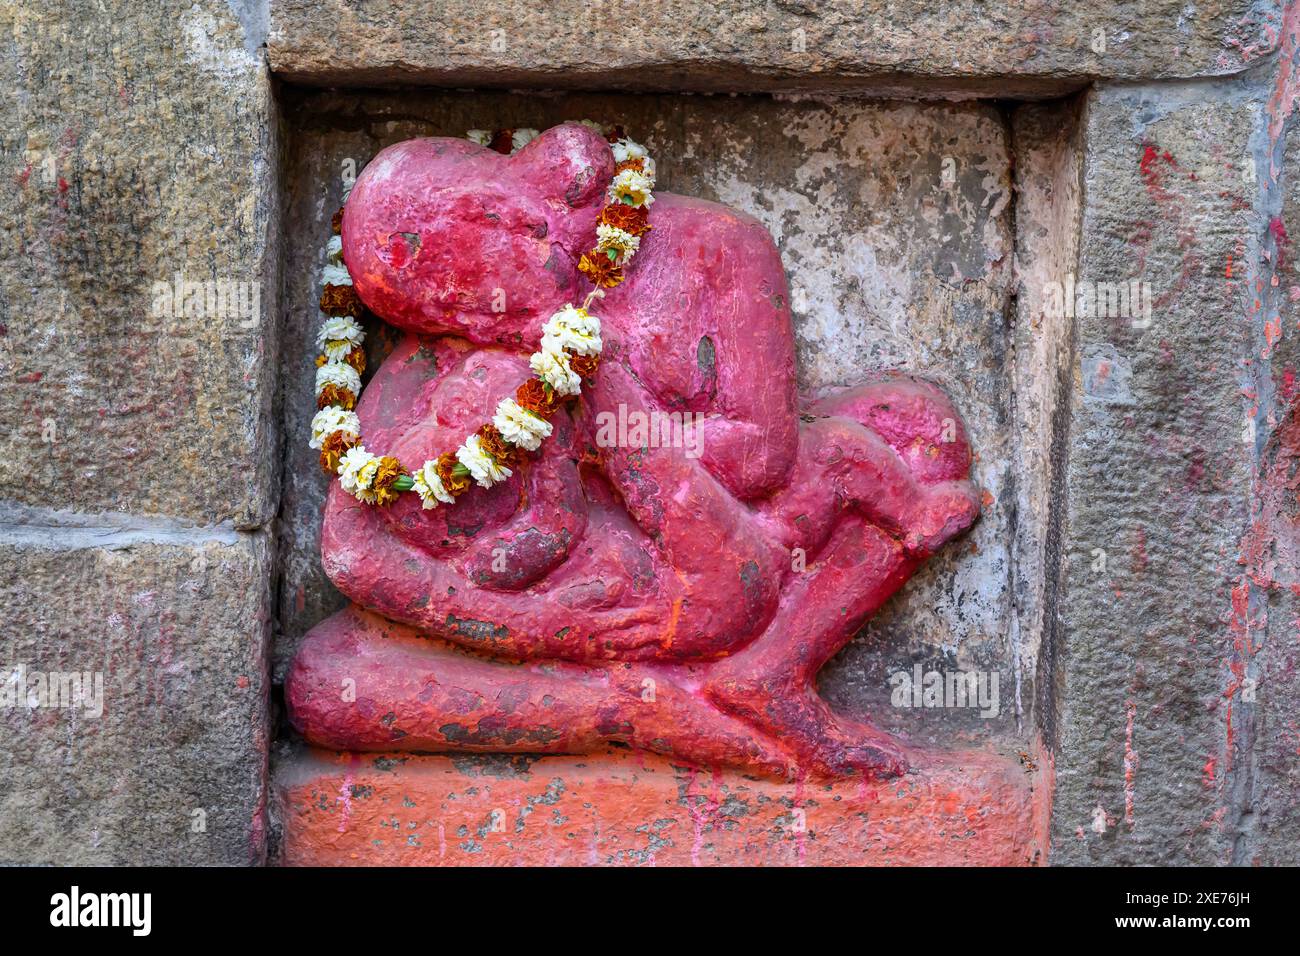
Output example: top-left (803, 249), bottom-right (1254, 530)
top-left (308, 122), bottom-right (656, 508)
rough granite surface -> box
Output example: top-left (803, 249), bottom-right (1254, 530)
top-left (269, 0), bottom-right (1284, 97)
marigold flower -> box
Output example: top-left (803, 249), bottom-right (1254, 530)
top-left (435, 452), bottom-right (471, 496)
top-left (541, 305), bottom-right (602, 356)
top-left (342, 346), bottom-right (366, 375)
top-left (412, 459), bottom-right (456, 509)
top-left (317, 384), bottom-right (356, 410)
top-left (516, 378), bottom-right (561, 417)
top-left (511, 129), bottom-right (540, 153)
top-left (569, 353), bottom-right (600, 382)
top-left (596, 223), bottom-right (641, 261)
top-left (488, 129), bottom-right (514, 154)
top-left (598, 202), bottom-right (651, 237)
top-left (309, 406), bottom-right (361, 449)
top-left (578, 250), bottom-right (624, 288)
top-left (493, 397), bottom-right (553, 452)
top-left (319, 431), bottom-right (357, 473)
top-left (611, 138), bottom-right (647, 164)
top-left (320, 283), bottom-right (364, 317)
top-left (317, 315), bottom-right (364, 354)
top-left (457, 433), bottom-right (513, 489)
top-left (530, 345), bottom-right (583, 396)
top-left (372, 456), bottom-right (407, 507)
top-left (608, 169), bottom-right (655, 207)
top-left (476, 423), bottom-right (519, 467)
top-left (323, 262), bottom-right (352, 287)
top-left (338, 446), bottom-right (380, 503)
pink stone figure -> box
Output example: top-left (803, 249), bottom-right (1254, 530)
top-left (287, 123), bottom-right (980, 779)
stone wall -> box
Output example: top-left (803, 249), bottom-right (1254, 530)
top-left (0, 0), bottom-right (279, 864)
top-left (3, 0), bottom-right (1299, 865)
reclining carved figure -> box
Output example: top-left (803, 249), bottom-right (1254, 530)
top-left (287, 123), bottom-right (980, 779)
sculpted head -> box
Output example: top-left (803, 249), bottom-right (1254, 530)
top-left (340, 123), bottom-right (615, 346)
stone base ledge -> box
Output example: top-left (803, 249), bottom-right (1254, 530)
top-left (274, 746), bottom-right (1043, 866)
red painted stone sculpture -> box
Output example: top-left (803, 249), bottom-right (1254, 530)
top-left (287, 123), bottom-right (981, 780)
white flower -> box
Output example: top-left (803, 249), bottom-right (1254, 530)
top-left (323, 261), bottom-right (352, 287)
top-left (411, 459), bottom-right (456, 509)
top-left (610, 138), bottom-right (647, 164)
top-left (338, 445), bottom-right (380, 503)
top-left (540, 304), bottom-right (602, 357)
top-left (316, 316), bottom-right (365, 361)
top-left (309, 406), bottom-right (361, 449)
top-left (315, 360), bottom-right (361, 398)
top-left (511, 128), bottom-right (539, 153)
top-left (326, 234), bottom-right (344, 264)
top-left (608, 169), bottom-right (655, 207)
top-left (570, 119), bottom-right (607, 135)
top-left (493, 398), bottom-right (553, 452)
top-left (467, 129), bottom-right (492, 146)
top-left (595, 223), bottom-right (641, 260)
top-left (530, 345), bottom-right (583, 396)
top-left (456, 434), bottom-right (512, 489)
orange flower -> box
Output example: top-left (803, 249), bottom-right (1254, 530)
top-left (435, 452), bottom-right (471, 496)
top-left (331, 207), bottom-right (344, 235)
top-left (342, 346), bottom-right (366, 375)
top-left (568, 353), bottom-right (600, 382)
top-left (578, 251), bottom-right (624, 288)
top-left (488, 129), bottom-right (514, 155)
top-left (314, 347), bottom-right (365, 375)
top-left (516, 378), bottom-right (561, 417)
top-left (317, 385), bottom-right (356, 410)
top-left (320, 283), bottom-right (364, 317)
top-left (598, 202), bottom-right (651, 237)
top-left (477, 423), bottom-right (520, 466)
top-left (615, 158), bottom-right (645, 176)
top-left (319, 432), bottom-right (357, 473)
top-left (372, 456), bottom-right (407, 507)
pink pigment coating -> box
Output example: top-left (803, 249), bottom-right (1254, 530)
top-left (288, 123), bottom-right (981, 779)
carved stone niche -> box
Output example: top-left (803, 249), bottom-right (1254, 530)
top-left (273, 90), bottom-right (1067, 866)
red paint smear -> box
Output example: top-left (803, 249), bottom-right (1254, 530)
top-left (1123, 699), bottom-right (1138, 827)
top-left (1135, 142), bottom-right (1201, 311)
top-left (1270, 216), bottom-right (1291, 272)
top-left (1131, 527), bottom-right (1149, 574)
top-left (1266, 0), bottom-right (1300, 179)
top-left (1186, 448), bottom-right (1206, 489)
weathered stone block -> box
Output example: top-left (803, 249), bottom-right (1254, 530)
top-left (274, 747), bottom-right (1044, 866)
top-left (1226, 77), bottom-right (1300, 866)
top-left (1049, 80), bottom-right (1265, 864)
top-left (268, 0), bottom-right (1280, 97)
top-left (0, 1), bottom-right (280, 527)
top-left (0, 508), bottom-right (272, 865)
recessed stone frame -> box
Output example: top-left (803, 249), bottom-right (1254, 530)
top-left (3, 0), bottom-right (1294, 866)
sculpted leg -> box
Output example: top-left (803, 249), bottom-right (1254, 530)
top-left (288, 605), bottom-right (797, 775)
top-left (704, 515), bottom-right (920, 777)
